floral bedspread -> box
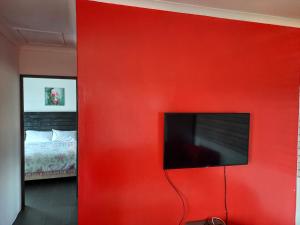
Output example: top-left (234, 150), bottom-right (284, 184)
top-left (25, 141), bottom-right (77, 174)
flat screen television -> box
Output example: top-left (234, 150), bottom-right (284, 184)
top-left (164, 113), bottom-right (250, 169)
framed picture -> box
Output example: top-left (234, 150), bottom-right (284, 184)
top-left (45, 87), bottom-right (65, 106)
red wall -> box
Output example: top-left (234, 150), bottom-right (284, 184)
top-left (77, 1), bottom-right (300, 224)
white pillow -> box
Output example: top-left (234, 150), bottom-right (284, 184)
top-left (25, 130), bottom-right (52, 143)
top-left (52, 129), bottom-right (77, 142)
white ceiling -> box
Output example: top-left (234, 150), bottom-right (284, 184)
top-left (0, 0), bottom-right (76, 48)
top-left (164, 0), bottom-right (300, 19)
top-left (0, 0), bottom-right (299, 48)
top-left (92, 0), bottom-right (300, 28)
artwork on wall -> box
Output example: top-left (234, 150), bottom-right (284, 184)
top-left (45, 87), bottom-right (65, 106)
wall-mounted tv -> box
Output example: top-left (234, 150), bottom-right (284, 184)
top-left (164, 113), bottom-right (250, 169)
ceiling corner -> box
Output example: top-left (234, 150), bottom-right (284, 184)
top-left (0, 17), bottom-right (22, 46)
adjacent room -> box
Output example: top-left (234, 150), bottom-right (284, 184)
top-left (22, 77), bottom-right (77, 181)
top-left (1, 0), bottom-right (300, 225)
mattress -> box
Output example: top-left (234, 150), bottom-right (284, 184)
top-left (25, 141), bottom-right (77, 180)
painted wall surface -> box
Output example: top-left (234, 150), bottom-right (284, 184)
top-left (296, 100), bottom-right (300, 224)
top-left (77, 1), bottom-right (300, 225)
top-left (297, 177), bottom-right (300, 224)
top-left (0, 34), bottom-right (21, 225)
top-left (23, 77), bottom-right (77, 112)
top-left (19, 46), bottom-right (77, 76)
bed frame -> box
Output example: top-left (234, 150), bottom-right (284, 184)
top-left (24, 112), bottom-right (77, 131)
top-left (24, 112), bottom-right (77, 181)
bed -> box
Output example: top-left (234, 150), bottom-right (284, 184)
top-left (25, 140), bottom-right (77, 180)
top-left (24, 112), bottom-right (77, 181)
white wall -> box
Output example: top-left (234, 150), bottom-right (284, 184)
top-left (0, 34), bottom-right (21, 225)
top-left (296, 97), bottom-right (300, 225)
top-left (24, 77), bottom-right (77, 112)
top-left (297, 177), bottom-right (300, 225)
top-left (19, 45), bottom-right (77, 76)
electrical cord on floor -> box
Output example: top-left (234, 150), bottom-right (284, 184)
top-left (224, 167), bottom-right (228, 225)
top-left (164, 170), bottom-right (186, 225)
top-left (211, 217), bottom-right (227, 225)
top-left (163, 168), bottom-right (228, 225)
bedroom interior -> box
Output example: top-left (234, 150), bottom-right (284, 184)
top-left (22, 76), bottom-right (77, 181)
top-left (0, 0), bottom-right (300, 225)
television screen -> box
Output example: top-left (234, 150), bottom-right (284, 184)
top-left (164, 113), bottom-right (250, 169)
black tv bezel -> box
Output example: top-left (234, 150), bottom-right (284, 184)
top-left (163, 112), bottom-right (250, 170)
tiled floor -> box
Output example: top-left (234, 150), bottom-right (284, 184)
top-left (13, 177), bottom-right (77, 225)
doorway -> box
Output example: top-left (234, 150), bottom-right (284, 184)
top-left (14, 75), bottom-right (78, 225)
